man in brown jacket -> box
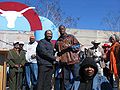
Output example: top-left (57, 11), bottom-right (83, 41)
top-left (55, 25), bottom-right (80, 90)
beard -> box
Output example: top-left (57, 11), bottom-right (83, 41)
top-left (45, 36), bottom-right (52, 41)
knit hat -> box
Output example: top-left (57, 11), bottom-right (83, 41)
top-left (79, 57), bottom-right (98, 78)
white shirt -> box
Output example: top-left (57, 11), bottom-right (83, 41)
top-left (93, 48), bottom-right (102, 62)
top-left (25, 41), bottom-right (38, 63)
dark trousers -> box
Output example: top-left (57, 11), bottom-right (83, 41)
top-left (63, 63), bottom-right (80, 90)
top-left (36, 65), bottom-right (54, 90)
top-left (9, 68), bottom-right (24, 90)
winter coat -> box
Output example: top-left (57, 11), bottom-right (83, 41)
top-left (72, 57), bottom-right (112, 90)
top-left (36, 39), bottom-right (56, 66)
top-left (55, 34), bottom-right (80, 65)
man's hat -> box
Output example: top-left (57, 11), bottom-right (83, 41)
top-left (13, 41), bottom-right (19, 45)
top-left (19, 41), bottom-right (24, 45)
top-left (91, 40), bottom-right (101, 45)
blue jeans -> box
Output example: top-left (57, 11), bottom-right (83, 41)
top-left (25, 63), bottom-right (38, 88)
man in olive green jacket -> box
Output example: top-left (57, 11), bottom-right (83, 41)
top-left (7, 41), bottom-right (26, 90)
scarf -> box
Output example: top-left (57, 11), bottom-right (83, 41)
top-left (110, 42), bottom-right (119, 78)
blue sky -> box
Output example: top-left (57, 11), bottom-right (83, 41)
top-left (60, 0), bottom-right (120, 30)
top-left (0, 0), bottom-right (120, 30)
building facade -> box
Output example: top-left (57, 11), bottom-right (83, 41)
top-left (0, 29), bottom-right (119, 50)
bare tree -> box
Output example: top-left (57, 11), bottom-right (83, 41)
top-left (24, 0), bottom-right (80, 28)
top-left (101, 11), bottom-right (120, 39)
top-left (102, 11), bottom-right (120, 33)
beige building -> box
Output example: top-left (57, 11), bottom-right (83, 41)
top-left (0, 29), bottom-right (120, 50)
top-left (66, 28), bottom-right (120, 49)
top-left (0, 30), bottom-right (34, 50)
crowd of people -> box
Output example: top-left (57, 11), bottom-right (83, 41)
top-left (6, 25), bottom-right (120, 90)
